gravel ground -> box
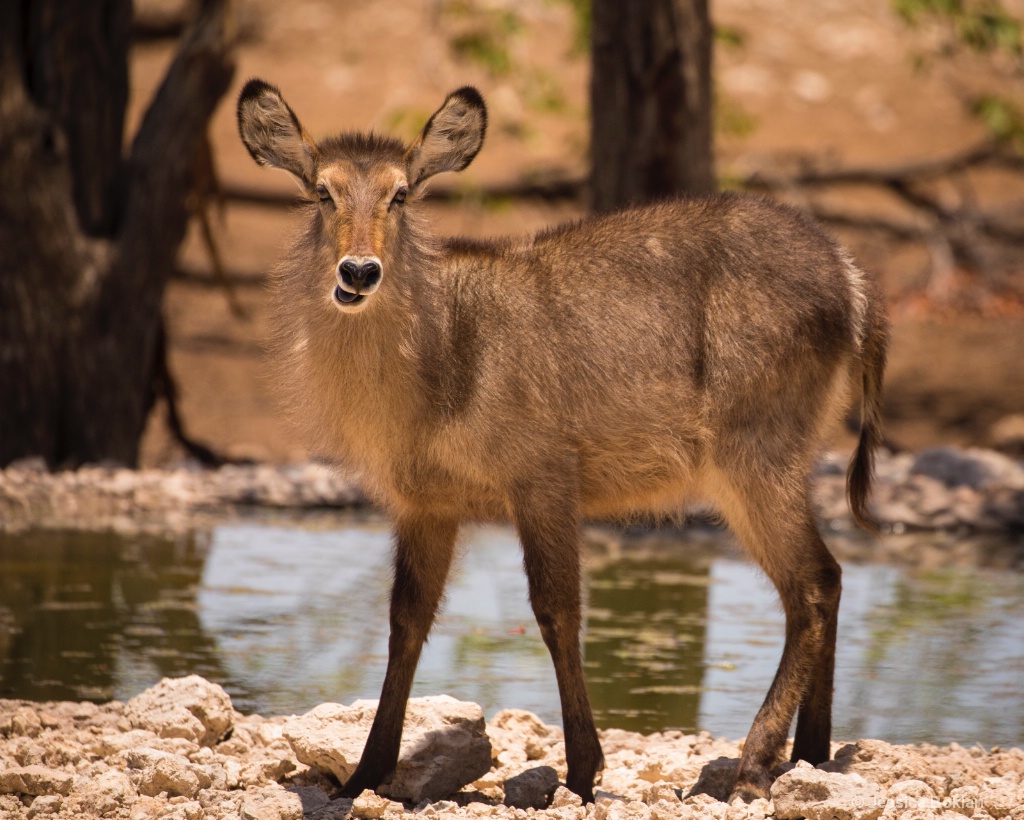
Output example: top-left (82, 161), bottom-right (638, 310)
top-left (1, 676), bottom-right (1022, 820)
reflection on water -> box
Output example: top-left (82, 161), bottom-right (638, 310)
top-left (843, 566), bottom-right (1024, 744)
top-left (585, 557), bottom-right (709, 732)
top-left (1, 520), bottom-right (1022, 747)
top-left (196, 521), bottom-right (557, 717)
top-left (0, 530), bottom-right (223, 702)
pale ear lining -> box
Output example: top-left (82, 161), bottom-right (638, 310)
top-left (237, 79), bottom-right (318, 189)
top-left (406, 87), bottom-right (487, 188)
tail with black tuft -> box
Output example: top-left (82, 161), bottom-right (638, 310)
top-left (847, 291), bottom-right (889, 534)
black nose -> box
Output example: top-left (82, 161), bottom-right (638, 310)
top-left (339, 259), bottom-right (382, 289)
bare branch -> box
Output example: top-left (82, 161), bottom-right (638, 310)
top-left (744, 141), bottom-right (1024, 290)
top-left (746, 141), bottom-right (1024, 189)
top-left (110, 0), bottom-right (235, 309)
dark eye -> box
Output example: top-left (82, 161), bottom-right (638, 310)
top-left (391, 187), bottom-right (408, 207)
top-left (315, 183), bottom-right (331, 202)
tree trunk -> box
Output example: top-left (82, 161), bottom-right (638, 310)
top-left (590, 0), bottom-right (716, 212)
top-left (0, 0), bottom-right (234, 468)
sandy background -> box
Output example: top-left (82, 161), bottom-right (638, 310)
top-left (131, 0), bottom-right (1024, 466)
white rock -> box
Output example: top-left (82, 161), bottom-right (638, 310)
top-left (0, 765), bottom-right (75, 797)
top-left (64, 770), bottom-right (136, 817)
top-left (283, 695), bottom-right (492, 803)
top-left (352, 788), bottom-right (403, 818)
top-left (550, 785), bottom-right (583, 809)
top-left (25, 793), bottom-right (62, 818)
top-left (415, 798), bottom-right (459, 815)
top-left (88, 728), bottom-right (160, 759)
top-left (818, 740), bottom-right (933, 790)
top-left (487, 708), bottom-right (561, 766)
top-left (771, 768), bottom-right (883, 820)
top-left (885, 778), bottom-right (934, 801)
top-left (9, 707), bottom-right (43, 739)
top-left (980, 778), bottom-right (1024, 818)
top-left (124, 748), bottom-right (212, 799)
top-left (726, 796), bottom-right (770, 820)
top-left (282, 702), bottom-right (366, 784)
top-left (239, 785), bottom-right (304, 820)
top-left (682, 790), bottom-right (728, 820)
top-left (792, 71), bottom-right (832, 103)
top-left (648, 798), bottom-right (693, 820)
top-left (125, 676), bottom-right (234, 747)
top-left (946, 784), bottom-right (981, 817)
top-left (642, 782), bottom-right (679, 804)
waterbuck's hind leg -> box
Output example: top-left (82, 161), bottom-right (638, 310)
top-left (790, 558), bottom-right (840, 767)
top-left (340, 513), bottom-right (459, 798)
top-left (511, 479), bottom-right (604, 802)
top-left (715, 478), bottom-right (842, 803)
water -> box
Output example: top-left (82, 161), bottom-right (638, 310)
top-left (1, 518), bottom-right (1022, 747)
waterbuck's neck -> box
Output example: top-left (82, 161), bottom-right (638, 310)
top-left (273, 210), bottom-right (456, 480)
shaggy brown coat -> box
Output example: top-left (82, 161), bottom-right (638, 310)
top-left (238, 80), bottom-right (888, 803)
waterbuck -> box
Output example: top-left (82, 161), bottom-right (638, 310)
top-left (237, 79), bottom-right (888, 803)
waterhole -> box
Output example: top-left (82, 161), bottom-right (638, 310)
top-left (1, 517), bottom-right (1021, 746)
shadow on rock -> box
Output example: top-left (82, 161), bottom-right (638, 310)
top-left (684, 756), bottom-right (738, 802)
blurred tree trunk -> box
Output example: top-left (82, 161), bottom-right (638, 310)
top-left (590, 0), bottom-right (716, 212)
top-left (0, 0), bottom-right (234, 468)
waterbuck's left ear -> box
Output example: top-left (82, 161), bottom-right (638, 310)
top-left (406, 87), bottom-right (487, 189)
top-left (237, 78), bottom-right (319, 192)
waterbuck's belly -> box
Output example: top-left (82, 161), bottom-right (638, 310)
top-left (378, 394), bottom-right (710, 519)
top-left (576, 434), bottom-right (705, 518)
top-left (388, 451), bottom-right (700, 522)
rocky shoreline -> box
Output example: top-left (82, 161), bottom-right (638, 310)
top-left (1, 446), bottom-right (1022, 537)
top-left (1, 675), bottom-right (1022, 820)
top-left (2, 449), bottom-right (1022, 819)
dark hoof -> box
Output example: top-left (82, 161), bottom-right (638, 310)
top-left (565, 779), bottom-right (595, 805)
top-left (339, 773), bottom-right (379, 799)
top-left (564, 742), bottom-right (603, 805)
top-left (338, 782), bottom-right (367, 799)
top-left (728, 769), bottom-right (772, 803)
top-left (790, 741), bottom-right (831, 766)
top-left (572, 790), bottom-right (595, 805)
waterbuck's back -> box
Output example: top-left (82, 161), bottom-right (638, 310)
top-left (404, 193), bottom-right (870, 518)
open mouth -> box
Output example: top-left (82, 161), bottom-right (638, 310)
top-left (333, 284), bottom-right (366, 308)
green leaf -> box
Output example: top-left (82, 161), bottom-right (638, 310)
top-left (714, 24), bottom-right (747, 49)
top-left (450, 28), bottom-right (513, 76)
top-left (970, 94), bottom-right (1024, 151)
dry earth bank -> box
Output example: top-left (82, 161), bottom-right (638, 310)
top-left (1, 675), bottom-right (1022, 820)
top-left (2, 447), bottom-right (1022, 540)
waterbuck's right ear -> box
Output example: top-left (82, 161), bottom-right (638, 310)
top-left (406, 87), bottom-right (487, 189)
top-left (237, 79), bottom-right (318, 190)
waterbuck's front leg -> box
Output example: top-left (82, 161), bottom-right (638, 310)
top-left (341, 512), bottom-right (459, 798)
top-left (511, 479), bottom-right (604, 802)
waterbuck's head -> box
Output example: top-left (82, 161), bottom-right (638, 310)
top-left (237, 80), bottom-right (487, 312)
